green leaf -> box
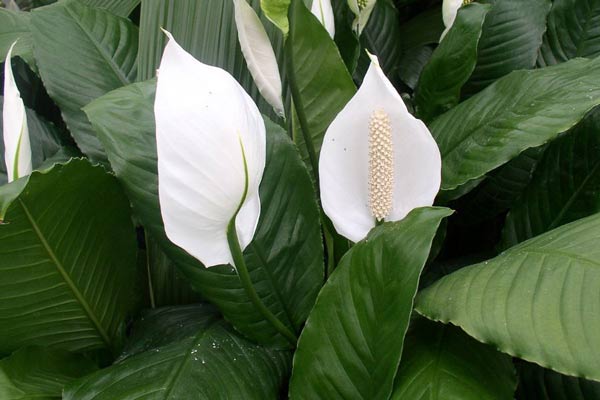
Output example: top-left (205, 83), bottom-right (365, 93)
top-left (260, 0), bottom-right (290, 34)
top-left (391, 319), bottom-right (516, 400)
top-left (137, 0), bottom-right (283, 120)
top-left (501, 110), bottom-right (600, 249)
top-left (397, 7), bottom-right (443, 51)
top-left (286, 0), bottom-right (355, 177)
top-left (516, 362), bottom-right (600, 399)
top-left (76, 0), bottom-right (140, 17)
top-left (398, 45), bottom-right (433, 90)
top-left (289, 207), bottom-right (452, 400)
top-left (0, 346), bottom-right (98, 400)
top-left (31, 0), bottom-right (138, 163)
top-left (432, 56), bottom-right (600, 192)
top-left (0, 96), bottom-right (67, 185)
top-left (64, 305), bottom-right (291, 399)
top-left (0, 9), bottom-right (34, 67)
top-left (463, 0), bottom-right (551, 95)
top-left (0, 160), bottom-right (140, 355)
top-left (331, 0), bottom-right (360, 73)
top-left (538, 0), bottom-right (600, 66)
top-left (415, 3), bottom-right (490, 122)
top-left (416, 212), bottom-right (600, 381)
top-left (85, 80), bottom-right (324, 346)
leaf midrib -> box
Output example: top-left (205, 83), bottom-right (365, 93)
top-left (17, 198), bottom-right (112, 348)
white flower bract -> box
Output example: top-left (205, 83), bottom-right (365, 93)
top-left (310, 0), bottom-right (335, 39)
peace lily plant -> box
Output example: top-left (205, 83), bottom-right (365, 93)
top-left (3, 40), bottom-right (31, 183)
top-left (320, 54), bottom-right (441, 242)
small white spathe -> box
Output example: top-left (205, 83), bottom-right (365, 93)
top-left (233, 0), bottom-right (284, 117)
top-left (310, 0), bottom-right (335, 39)
top-left (155, 31), bottom-right (266, 267)
top-left (3, 40), bottom-right (32, 183)
top-left (319, 54), bottom-right (441, 242)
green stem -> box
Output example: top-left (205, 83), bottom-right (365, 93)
top-left (226, 220), bottom-right (298, 347)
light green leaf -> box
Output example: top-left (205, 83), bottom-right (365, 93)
top-left (85, 80), bottom-right (323, 347)
top-left (391, 319), bottom-right (516, 400)
top-left (416, 3), bottom-right (490, 122)
top-left (289, 207), bottom-right (452, 400)
top-left (260, 0), bottom-right (291, 34)
top-left (64, 305), bottom-right (291, 399)
top-left (0, 160), bottom-right (140, 355)
top-left (502, 109), bottom-right (600, 248)
top-left (0, 346), bottom-right (97, 400)
top-left (538, 0), bottom-right (600, 66)
top-left (417, 212), bottom-right (600, 381)
top-left (464, 0), bottom-right (551, 95)
top-left (432, 56), bottom-right (600, 192)
top-left (286, 0), bottom-right (355, 177)
top-left (31, 0), bottom-right (138, 163)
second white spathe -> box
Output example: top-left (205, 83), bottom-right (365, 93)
top-left (155, 31), bottom-right (266, 268)
top-left (319, 54), bottom-right (441, 242)
top-left (310, 0), bottom-right (335, 39)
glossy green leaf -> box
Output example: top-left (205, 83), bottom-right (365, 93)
top-left (260, 0), bottom-right (290, 34)
top-left (286, 0), bottom-right (355, 177)
top-left (516, 362), bottom-right (600, 400)
top-left (0, 160), bottom-right (140, 355)
top-left (77, 0), bottom-right (140, 17)
top-left (137, 0), bottom-right (283, 119)
top-left (0, 8), bottom-right (33, 67)
top-left (85, 80), bottom-right (323, 346)
top-left (31, 0), bottom-right (138, 163)
top-left (538, 0), bottom-right (600, 66)
top-left (417, 212), bottom-right (600, 381)
top-left (289, 207), bottom-right (452, 400)
top-left (0, 346), bottom-right (97, 399)
top-left (415, 3), bottom-right (490, 122)
top-left (502, 110), bottom-right (600, 248)
top-left (391, 319), bottom-right (516, 400)
top-left (464, 0), bottom-right (550, 95)
top-left (0, 96), bottom-right (67, 185)
top-left (431, 56), bottom-right (600, 192)
top-left (64, 305), bottom-right (291, 399)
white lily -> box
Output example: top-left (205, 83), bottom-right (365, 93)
top-left (441, 0), bottom-right (471, 41)
top-left (347, 0), bottom-right (377, 34)
top-left (3, 40), bottom-right (31, 183)
top-left (319, 54), bottom-right (441, 242)
top-left (233, 0), bottom-right (284, 117)
top-left (311, 0), bottom-right (335, 39)
top-left (155, 31), bottom-right (266, 268)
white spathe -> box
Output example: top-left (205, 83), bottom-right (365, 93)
top-left (3, 40), bottom-right (31, 183)
top-left (347, 0), bottom-right (377, 34)
top-left (310, 0), bottom-right (335, 39)
top-left (233, 0), bottom-right (284, 117)
top-left (440, 0), bottom-right (464, 41)
top-left (319, 54), bottom-right (441, 242)
top-left (155, 31), bottom-right (266, 268)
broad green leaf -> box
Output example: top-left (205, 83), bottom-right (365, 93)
top-left (391, 319), bottom-right (516, 400)
top-left (502, 110), bottom-right (600, 248)
top-left (398, 45), bottom-right (433, 90)
top-left (64, 305), bottom-right (291, 399)
top-left (260, 0), bottom-right (290, 34)
top-left (31, 0), bottom-right (138, 163)
top-left (516, 362), bottom-right (600, 399)
top-left (0, 160), bottom-right (140, 355)
top-left (0, 347), bottom-right (97, 399)
top-left (432, 56), bottom-right (600, 192)
top-left (416, 3), bottom-right (490, 122)
top-left (137, 0), bottom-right (283, 120)
top-left (417, 212), bottom-right (600, 381)
top-left (538, 0), bottom-right (600, 66)
top-left (0, 9), bottom-right (33, 67)
top-left (289, 207), bottom-right (452, 400)
top-left (85, 81), bottom-right (323, 346)
top-left (397, 7), bottom-right (443, 51)
top-left (0, 96), bottom-right (68, 185)
top-left (286, 0), bottom-right (355, 177)
top-left (463, 0), bottom-right (550, 95)
top-left (75, 0), bottom-right (140, 17)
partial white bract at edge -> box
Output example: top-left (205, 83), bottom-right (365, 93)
top-left (310, 0), bottom-right (335, 39)
top-left (3, 40), bottom-right (32, 183)
top-left (233, 0), bottom-right (284, 117)
top-left (319, 54), bottom-right (441, 242)
top-left (155, 31), bottom-right (266, 268)
top-left (347, 0), bottom-right (377, 34)
top-left (440, 0), bottom-right (464, 41)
